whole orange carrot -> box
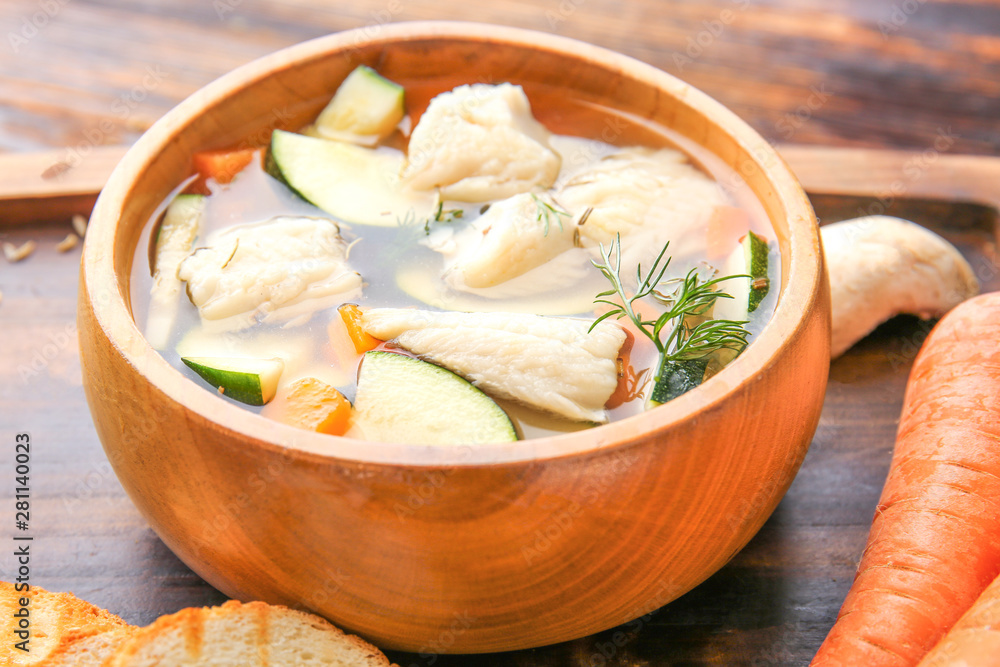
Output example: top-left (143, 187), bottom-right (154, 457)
top-left (811, 291), bottom-right (1000, 667)
top-left (917, 571), bottom-right (1000, 666)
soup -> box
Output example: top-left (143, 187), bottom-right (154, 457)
top-left (129, 67), bottom-right (778, 444)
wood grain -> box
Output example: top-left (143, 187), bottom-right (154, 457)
top-left (2, 1), bottom-right (998, 664)
top-left (1, 0), bottom-right (998, 157)
top-left (4, 155), bottom-right (994, 664)
top-left (0, 145), bottom-right (127, 225)
top-left (75, 23), bottom-right (828, 653)
top-left (0, 210), bottom-right (850, 664)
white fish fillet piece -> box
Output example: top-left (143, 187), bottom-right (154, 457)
top-left (361, 308), bottom-right (627, 423)
top-left (178, 215), bottom-right (362, 327)
top-left (446, 192), bottom-right (579, 288)
top-left (401, 83), bottom-right (561, 202)
top-left (559, 146), bottom-right (726, 276)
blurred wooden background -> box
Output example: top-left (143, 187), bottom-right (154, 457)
top-left (1, 0), bottom-right (997, 156)
top-left (1, 1), bottom-right (998, 665)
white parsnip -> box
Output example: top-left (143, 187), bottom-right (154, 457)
top-left (823, 215), bottom-right (978, 358)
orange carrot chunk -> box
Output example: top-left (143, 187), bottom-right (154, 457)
top-left (917, 571), bottom-right (1000, 666)
top-left (192, 148), bottom-right (257, 185)
top-left (605, 329), bottom-right (641, 410)
top-left (264, 377), bottom-right (352, 436)
top-left (811, 291), bottom-right (1000, 667)
top-left (705, 205), bottom-right (750, 260)
top-left (338, 304), bottom-right (382, 353)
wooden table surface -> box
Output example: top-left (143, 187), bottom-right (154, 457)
top-left (2, 1), bottom-right (999, 665)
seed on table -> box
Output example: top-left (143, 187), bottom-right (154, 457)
top-left (72, 214), bottom-right (89, 238)
top-left (3, 240), bottom-right (36, 263)
top-left (57, 233), bottom-right (80, 252)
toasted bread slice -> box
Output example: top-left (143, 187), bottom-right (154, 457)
top-left (0, 582), bottom-right (132, 665)
top-left (105, 600), bottom-right (393, 666)
top-left (40, 626), bottom-right (136, 666)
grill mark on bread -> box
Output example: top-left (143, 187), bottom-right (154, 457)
top-left (2, 583), bottom-right (396, 666)
top-left (254, 601), bottom-right (271, 664)
top-left (183, 607), bottom-right (205, 659)
top-left (1, 582), bottom-right (133, 664)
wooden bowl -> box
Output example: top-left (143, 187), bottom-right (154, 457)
top-left (78, 22), bottom-right (829, 653)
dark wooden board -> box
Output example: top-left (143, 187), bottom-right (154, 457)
top-left (2, 1), bottom-right (1000, 664)
top-left (2, 187), bottom-right (997, 665)
top-left (1, 0), bottom-right (998, 157)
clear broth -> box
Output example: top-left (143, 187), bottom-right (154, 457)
top-left (129, 81), bottom-right (779, 441)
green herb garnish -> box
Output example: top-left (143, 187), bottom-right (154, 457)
top-left (590, 234), bottom-right (751, 401)
top-left (531, 194), bottom-right (571, 236)
top-left (423, 195), bottom-right (464, 234)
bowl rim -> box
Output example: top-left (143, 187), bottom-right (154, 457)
top-left (83, 20), bottom-right (823, 468)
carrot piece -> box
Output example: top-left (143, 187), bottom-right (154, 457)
top-left (605, 329), bottom-right (644, 410)
top-left (706, 205), bottom-right (750, 260)
top-left (338, 304), bottom-right (382, 353)
top-left (263, 377), bottom-right (352, 436)
top-left (192, 148), bottom-right (257, 185)
top-left (811, 291), bottom-right (1000, 667)
top-left (917, 572), bottom-right (1000, 666)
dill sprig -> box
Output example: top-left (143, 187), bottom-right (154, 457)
top-left (422, 193), bottom-right (464, 234)
top-left (590, 234), bottom-right (751, 365)
top-left (531, 194), bottom-right (571, 236)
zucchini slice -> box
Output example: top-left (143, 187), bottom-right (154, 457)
top-left (647, 358), bottom-right (709, 407)
top-left (713, 230), bottom-right (770, 322)
top-left (352, 351), bottom-right (518, 445)
top-left (265, 130), bottom-right (433, 227)
top-left (145, 194), bottom-right (205, 349)
top-left (313, 65), bottom-right (405, 146)
top-left (181, 356), bottom-right (284, 406)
